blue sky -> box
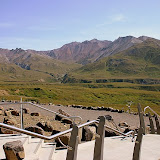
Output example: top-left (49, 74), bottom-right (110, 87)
top-left (0, 0), bottom-right (160, 50)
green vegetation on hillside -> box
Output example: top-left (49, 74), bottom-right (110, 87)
top-left (0, 82), bottom-right (160, 114)
top-left (63, 40), bottom-right (160, 83)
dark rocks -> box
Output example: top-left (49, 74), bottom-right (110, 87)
top-left (55, 133), bottom-right (71, 146)
top-left (4, 110), bottom-right (12, 116)
top-left (36, 122), bottom-right (45, 129)
top-left (52, 130), bottom-right (71, 146)
top-left (55, 109), bottom-right (72, 124)
top-left (30, 112), bottom-right (40, 116)
top-left (55, 115), bottom-right (63, 121)
top-left (0, 117), bottom-right (17, 134)
top-left (3, 117), bottom-right (17, 126)
top-left (25, 126), bottom-right (44, 135)
top-left (58, 109), bottom-right (70, 117)
top-left (23, 108), bottom-right (30, 114)
top-left (98, 115), bottom-right (112, 121)
top-left (11, 110), bottom-right (20, 116)
top-left (44, 121), bottom-right (53, 132)
top-left (61, 118), bottom-right (72, 124)
top-left (118, 110), bottom-right (124, 113)
top-left (82, 126), bottom-right (96, 141)
top-left (118, 121), bottom-right (129, 128)
top-left (0, 128), bottom-right (15, 134)
top-left (123, 126), bottom-right (138, 133)
top-left (3, 140), bottom-right (25, 160)
top-left (105, 130), bottom-right (117, 137)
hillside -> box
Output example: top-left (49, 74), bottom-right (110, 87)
top-left (62, 39), bottom-right (160, 83)
top-left (48, 39), bottom-right (112, 64)
top-left (0, 36), bottom-right (160, 83)
top-left (0, 48), bottom-right (81, 82)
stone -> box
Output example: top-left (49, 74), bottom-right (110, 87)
top-left (52, 129), bottom-right (60, 135)
top-left (25, 126), bottom-right (44, 135)
top-left (123, 126), bottom-right (138, 133)
top-left (118, 121), bottom-right (129, 128)
top-left (3, 140), bottom-right (25, 160)
top-left (4, 110), bottom-right (12, 116)
top-left (82, 126), bottom-right (96, 141)
top-left (105, 130), bottom-right (117, 137)
top-left (3, 117), bottom-right (17, 125)
top-left (30, 112), bottom-right (40, 116)
top-left (55, 133), bottom-right (71, 146)
top-left (44, 121), bottom-right (53, 132)
top-left (61, 118), bottom-right (72, 124)
top-left (23, 108), bottom-right (30, 114)
top-left (11, 110), bottom-right (20, 116)
top-left (0, 106), bottom-right (4, 110)
top-left (58, 109), bottom-right (70, 117)
top-left (55, 115), bottom-right (63, 121)
top-left (36, 122), bottom-right (45, 130)
top-left (52, 130), bottom-right (71, 146)
top-left (98, 115), bottom-right (112, 121)
top-left (0, 128), bottom-right (15, 134)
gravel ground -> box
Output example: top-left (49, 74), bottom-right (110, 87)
top-left (0, 103), bottom-right (151, 128)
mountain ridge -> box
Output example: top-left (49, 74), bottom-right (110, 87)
top-left (0, 35), bottom-right (160, 83)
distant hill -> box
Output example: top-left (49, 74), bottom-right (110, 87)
top-left (0, 35), bottom-right (160, 83)
top-left (62, 38), bottom-right (160, 83)
top-left (0, 48), bottom-right (81, 82)
top-left (47, 39), bottom-right (112, 64)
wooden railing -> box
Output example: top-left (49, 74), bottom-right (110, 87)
top-left (0, 103), bottom-right (159, 160)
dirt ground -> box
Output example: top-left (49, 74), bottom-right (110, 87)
top-left (0, 103), bottom-right (151, 128)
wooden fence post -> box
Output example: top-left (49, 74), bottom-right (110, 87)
top-left (132, 127), bottom-right (143, 160)
top-left (155, 115), bottom-right (160, 134)
top-left (137, 103), bottom-right (145, 134)
top-left (148, 112), bottom-right (155, 134)
top-left (93, 116), bottom-right (105, 160)
top-left (66, 125), bottom-right (79, 160)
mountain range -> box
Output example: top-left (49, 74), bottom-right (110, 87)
top-left (0, 35), bottom-right (160, 83)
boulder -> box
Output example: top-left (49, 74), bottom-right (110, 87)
top-left (105, 130), bottom-right (117, 137)
top-left (55, 133), bottom-right (71, 146)
top-left (1, 117), bottom-right (17, 134)
top-left (36, 122), bottom-right (45, 130)
top-left (4, 110), bottom-right (12, 116)
top-left (123, 126), bottom-right (138, 133)
top-left (3, 140), bottom-right (25, 160)
top-left (52, 129), bottom-right (60, 135)
top-left (118, 121), bottom-right (129, 128)
top-left (58, 109), bottom-right (70, 117)
top-left (23, 108), bottom-right (30, 114)
top-left (118, 110), bottom-right (124, 113)
top-left (44, 121), bottom-right (53, 132)
top-left (52, 130), bottom-right (71, 146)
top-left (82, 126), bottom-right (96, 141)
top-left (55, 115), bottom-right (63, 121)
top-left (25, 126), bottom-right (44, 135)
top-left (98, 115), bottom-right (112, 121)
top-left (0, 128), bottom-right (16, 134)
top-left (30, 112), bottom-right (40, 116)
top-left (61, 118), bottom-right (72, 124)
top-left (3, 117), bottom-right (17, 126)
top-left (0, 106), bottom-right (4, 110)
top-left (11, 110), bottom-right (20, 116)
